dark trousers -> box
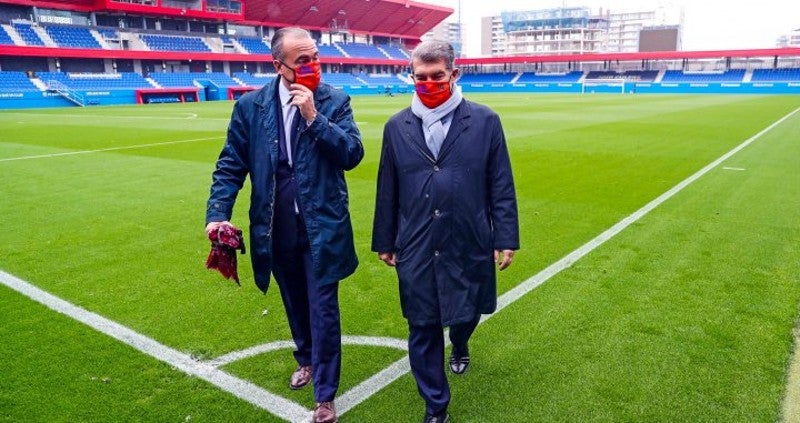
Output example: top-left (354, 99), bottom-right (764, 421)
top-left (272, 210), bottom-right (341, 402)
top-left (408, 316), bottom-right (480, 414)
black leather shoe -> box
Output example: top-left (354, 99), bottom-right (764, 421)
top-left (423, 410), bottom-right (450, 423)
top-left (448, 347), bottom-right (470, 375)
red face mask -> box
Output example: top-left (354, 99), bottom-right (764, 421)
top-left (415, 79), bottom-right (452, 109)
top-left (283, 60), bottom-right (321, 92)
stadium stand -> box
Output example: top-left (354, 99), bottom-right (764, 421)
top-left (235, 37), bottom-right (270, 54)
top-left (356, 72), bottom-right (405, 86)
top-left (96, 27), bottom-right (118, 40)
top-left (459, 73), bottom-right (517, 83)
top-left (321, 72), bottom-right (364, 86)
top-left (623, 70), bottom-right (659, 81)
top-left (661, 69), bottom-right (746, 82)
top-left (149, 72), bottom-right (240, 88)
top-left (318, 44), bottom-right (346, 58)
top-left (0, 71), bottom-right (39, 91)
top-left (0, 26), bottom-right (14, 45)
top-left (233, 72), bottom-right (276, 86)
top-left (37, 72), bottom-right (152, 90)
top-left (583, 70), bottom-right (658, 81)
top-left (584, 71), bottom-right (620, 80)
top-left (12, 22), bottom-right (45, 46)
top-left (338, 43), bottom-right (387, 59)
top-left (140, 34), bottom-right (211, 52)
top-left (377, 44), bottom-right (409, 60)
top-left (751, 68), bottom-right (800, 82)
top-left (515, 71), bottom-right (583, 83)
top-left (44, 25), bottom-right (102, 49)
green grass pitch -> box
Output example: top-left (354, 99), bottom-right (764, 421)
top-left (1, 93), bottom-right (799, 422)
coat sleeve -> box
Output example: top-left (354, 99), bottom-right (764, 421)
top-left (306, 95), bottom-right (364, 171)
top-left (206, 100), bottom-right (249, 224)
top-left (486, 113), bottom-right (520, 250)
top-left (371, 122), bottom-right (399, 253)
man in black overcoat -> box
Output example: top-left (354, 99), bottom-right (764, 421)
top-left (372, 39), bottom-right (520, 423)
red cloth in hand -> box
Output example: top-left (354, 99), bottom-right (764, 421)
top-left (205, 223), bottom-right (246, 284)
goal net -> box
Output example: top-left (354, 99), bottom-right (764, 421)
top-left (581, 78), bottom-right (626, 94)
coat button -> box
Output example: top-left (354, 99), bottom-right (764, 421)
top-left (433, 165), bottom-right (440, 172)
top-left (434, 209), bottom-right (441, 217)
top-left (434, 250), bottom-right (440, 256)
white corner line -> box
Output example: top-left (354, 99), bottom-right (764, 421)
top-left (0, 270), bottom-right (310, 422)
top-left (335, 105), bottom-right (800, 415)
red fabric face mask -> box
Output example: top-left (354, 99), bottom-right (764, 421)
top-left (284, 60), bottom-right (321, 92)
top-left (415, 79), bottom-right (452, 108)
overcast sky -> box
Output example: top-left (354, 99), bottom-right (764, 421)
top-left (423, 0), bottom-right (800, 56)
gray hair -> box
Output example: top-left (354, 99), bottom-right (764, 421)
top-left (410, 40), bottom-right (455, 70)
top-left (271, 27), bottom-right (312, 61)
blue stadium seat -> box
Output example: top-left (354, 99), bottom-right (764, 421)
top-left (12, 23), bottom-right (45, 46)
top-left (140, 34), bottom-right (211, 52)
top-left (751, 68), bottom-right (800, 82)
top-left (516, 71), bottom-right (583, 83)
top-left (318, 44), bottom-right (345, 58)
top-left (236, 37), bottom-right (271, 54)
top-left (96, 27), bottom-right (119, 39)
top-left (233, 72), bottom-right (277, 86)
top-left (321, 72), bottom-right (364, 86)
top-left (459, 73), bottom-right (517, 84)
top-left (376, 44), bottom-right (409, 60)
top-left (337, 43), bottom-right (387, 59)
top-left (0, 26), bottom-right (15, 45)
top-left (37, 72), bottom-right (152, 90)
top-left (44, 25), bottom-right (102, 49)
top-left (0, 71), bottom-right (39, 91)
top-left (149, 72), bottom-right (242, 88)
top-left (356, 73), bottom-right (404, 86)
top-left (661, 70), bottom-right (745, 83)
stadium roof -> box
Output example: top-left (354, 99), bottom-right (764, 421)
top-left (241, 0), bottom-right (453, 39)
top-left (0, 0), bottom-right (453, 39)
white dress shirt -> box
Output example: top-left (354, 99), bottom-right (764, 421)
top-left (278, 81), bottom-right (299, 168)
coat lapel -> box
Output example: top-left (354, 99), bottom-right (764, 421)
top-left (403, 109), bottom-right (436, 163)
top-left (436, 100), bottom-right (470, 161)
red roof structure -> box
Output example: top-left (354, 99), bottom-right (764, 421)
top-left (0, 0), bottom-right (453, 39)
top-left (241, 0), bottom-right (452, 39)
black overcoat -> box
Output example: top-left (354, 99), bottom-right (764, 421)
top-left (372, 99), bottom-right (519, 326)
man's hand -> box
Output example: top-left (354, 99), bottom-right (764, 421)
top-left (378, 252), bottom-right (396, 267)
top-left (494, 249), bottom-right (515, 271)
top-left (290, 83), bottom-right (317, 123)
top-left (205, 221), bottom-right (231, 236)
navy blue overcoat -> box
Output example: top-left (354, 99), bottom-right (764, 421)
top-left (207, 78), bottom-right (363, 293)
top-left (372, 99), bottom-right (519, 327)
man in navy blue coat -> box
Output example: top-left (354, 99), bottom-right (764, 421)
top-left (206, 27), bottom-right (363, 423)
top-left (372, 40), bottom-right (519, 423)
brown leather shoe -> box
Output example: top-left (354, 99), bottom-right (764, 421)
top-left (289, 365), bottom-right (312, 390)
top-left (314, 401), bottom-right (337, 423)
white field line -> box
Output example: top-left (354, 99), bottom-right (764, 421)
top-left (0, 265), bottom-right (409, 422)
top-left (334, 106), bottom-right (800, 415)
top-left (1, 106), bottom-right (797, 422)
top-left (0, 112), bottom-right (222, 121)
top-left (0, 136), bottom-right (222, 162)
top-left (208, 336), bottom-right (407, 367)
top-left (0, 270), bottom-right (311, 422)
